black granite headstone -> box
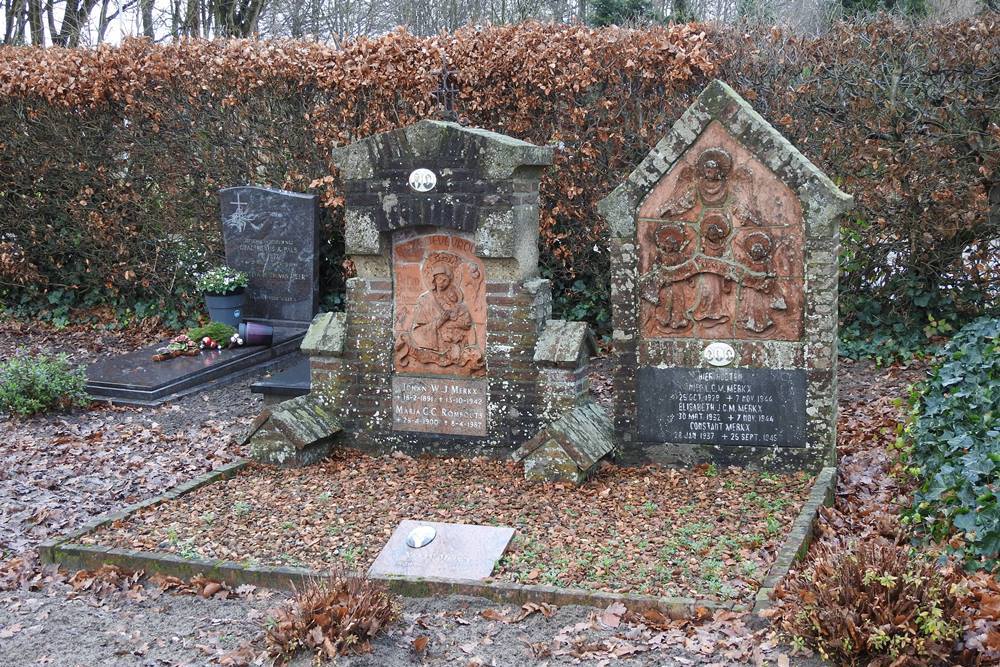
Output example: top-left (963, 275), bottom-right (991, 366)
top-left (220, 186), bottom-right (318, 323)
top-left (637, 367), bottom-right (807, 447)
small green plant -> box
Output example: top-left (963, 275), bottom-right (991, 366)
top-left (0, 353), bottom-right (89, 416)
top-left (187, 321), bottom-right (237, 348)
top-left (178, 541), bottom-right (201, 560)
top-left (765, 514), bottom-right (782, 535)
top-left (341, 546), bottom-right (363, 565)
top-left (233, 501), bottom-right (252, 516)
top-left (195, 266), bottom-right (248, 295)
top-left (705, 463), bottom-right (718, 477)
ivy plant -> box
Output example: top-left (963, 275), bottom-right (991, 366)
top-left (904, 317), bottom-right (999, 570)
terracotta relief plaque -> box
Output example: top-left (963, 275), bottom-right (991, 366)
top-left (392, 232), bottom-right (487, 377)
top-left (636, 121), bottom-right (804, 341)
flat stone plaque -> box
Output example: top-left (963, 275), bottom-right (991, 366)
top-left (368, 520), bottom-right (514, 580)
top-left (637, 367), bottom-right (806, 447)
top-left (220, 186), bottom-right (319, 323)
top-left (392, 376), bottom-right (488, 436)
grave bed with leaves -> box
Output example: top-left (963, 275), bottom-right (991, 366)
top-left (81, 456), bottom-right (812, 604)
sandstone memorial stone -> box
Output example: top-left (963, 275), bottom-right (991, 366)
top-left (368, 520), bottom-right (515, 581)
top-left (599, 80), bottom-right (852, 470)
top-left (220, 186), bottom-right (319, 324)
top-left (246, 120), bottom-right (597, 463)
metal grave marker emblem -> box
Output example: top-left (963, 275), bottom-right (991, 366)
top-left (702, 342), bottom-right (736, 367)
top-left (405, 525), bottom-right (437, 548)
top-left (408, 168), bottom-right (437, 192)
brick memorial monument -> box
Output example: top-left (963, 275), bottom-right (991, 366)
top-left (245, 120), bottom-right (604, 467)
top-left (598, 80), bottom-right (852, 471)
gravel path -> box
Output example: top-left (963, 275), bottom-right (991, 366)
top-left (0, 584), bottom-right (820, 666)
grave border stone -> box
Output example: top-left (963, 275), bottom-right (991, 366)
top-left (40, 457), bottom-right (837, 618)
top-left (598, 79), bottom-right (853, 471)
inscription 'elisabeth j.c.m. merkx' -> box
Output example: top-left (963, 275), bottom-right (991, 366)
top-left (637, 367), bottom-right (806, 447)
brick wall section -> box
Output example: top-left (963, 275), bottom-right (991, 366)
top-left (308, 276), bottom-right (558, 456)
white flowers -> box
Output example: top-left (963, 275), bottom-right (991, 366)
top-left (196, 266), bottom-right (249, 295)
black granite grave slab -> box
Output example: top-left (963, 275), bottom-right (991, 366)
top-left (220, 186), bottom-right (319, 324)
top-left (86, 327), bottom-right (305, 406)
top-left (637, 367), bottom-right (807, 447)
top-left (250, 355), bottom-right (311, 402)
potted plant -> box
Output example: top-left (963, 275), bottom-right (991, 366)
top-left (196, 266), bottom-right (249, 328)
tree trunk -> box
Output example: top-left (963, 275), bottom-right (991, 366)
top-left (141, 0), bottom-right (154, 37)
top-left (26, 0), bottom-right (42, 44)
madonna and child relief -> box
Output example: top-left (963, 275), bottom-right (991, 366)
top-left (393, 233), bottom-right (487, 378)
top-left (637, 121), bottom-right (805, 342)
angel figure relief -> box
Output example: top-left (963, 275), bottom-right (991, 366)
top-left (689, 214), bottom-right (733, 328)
top-left (394, 251), bottom-right (486, 377)
top-left (640, 144), bottom-right (799, 338)
top-left (639, 225), bottom-right (693, 334)
top-left (737, 232), bottom-right (788, 334)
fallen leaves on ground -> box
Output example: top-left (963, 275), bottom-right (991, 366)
top-left (769, 359), bottom-right (999, 663)
top-left (0, 318), bottom-right (165, 366)
top-left (86, 452), bottom-right (812, 603)
top-left (479, 602), bottom-right (557, 624)
top-left (1, 416), bottom-right (243, 556)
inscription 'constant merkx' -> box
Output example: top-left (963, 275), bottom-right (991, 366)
top-left (637, 368), bottom-right (807, 448)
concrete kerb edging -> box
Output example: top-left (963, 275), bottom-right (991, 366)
top-left (38, 460), bottom-right (251, 563)
top-left (42, 461), bottom-right (836, 620)
top-left (752, 466), bottom-right (838, 615)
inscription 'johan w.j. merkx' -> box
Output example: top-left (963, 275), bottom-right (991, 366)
top-left (391, 376), bottom-right (488, 436)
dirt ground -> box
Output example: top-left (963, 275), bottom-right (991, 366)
top-left (0, 324), bottom-right (905, 666)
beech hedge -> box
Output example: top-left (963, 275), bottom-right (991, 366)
top-left (0, 18), bottom-right (996, 339)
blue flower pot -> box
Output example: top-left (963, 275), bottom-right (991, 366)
top-left (204, 289), bottom-right (246, 328)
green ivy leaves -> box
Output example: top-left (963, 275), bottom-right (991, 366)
top-left (907, 317), bottom-right (1000, 570)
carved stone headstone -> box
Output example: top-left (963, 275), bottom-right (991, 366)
top-left (220, 186), bottom-right (319, 323)
top-left (599, 80), bottom-right (852, 471)
top-left (243, 120), bottom-right (597, 464)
